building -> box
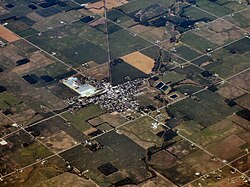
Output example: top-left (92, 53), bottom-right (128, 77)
top-left (63, 77), bottom-right (97, 97)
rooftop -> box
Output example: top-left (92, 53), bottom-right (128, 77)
top-left (63, 77), bottom-right (97, 97)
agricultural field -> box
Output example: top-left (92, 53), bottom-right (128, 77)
top-left (1, 156), bottom-right (81, 187)
top-left (168, 90), bottom-right (240, 127)
top-left (201, 37), bottom-right (250, 78)
top-left (61, 104), bottom-right (106, 136)
top-left (120, 51), bottom-right (155, 74)
top-left (0, 25), bottom-right (20, 42)
top-left (225, 8), bottom-right (250, 32)
top-left (118, 116), bottom-right (167, 149)
top-left (0, 130), bottom-right (53, 176)
top-left (25, 116), bottom-right (87, 152)
top-left (187, 165), bottom-right (247, 187)
top-left (60, 131), bottom-right (152, 186)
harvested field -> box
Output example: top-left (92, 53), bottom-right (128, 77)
top-left (106, 0), bottom-right (128, 9)
top-left (228, 69), bottom-right (250, 92)
top-left (41, 172), bottom-right (97, 187)
top-left (0, 25), bottom-right (20, 43)
top-left (88, 112), bottom-right (127, 127)
top-left (0, 44), bottom-right (23, 65)
top-left (45, 131), bottom-right (77, 152)
top-left (26, 12), bottom-right (44, 22)
top-left (217, 83), bottom-right (245, 99)
top-left (194, 19), bottom-right (244, 46)
top-left (206, 135), bottom-right (246, 161)
top-left (121, 51), bottom-right (155, 74)
top-left (183, 149), bottom-right (223, 174)
top-left (87, 1), bottom-right (104, 15)
top-left (88, 0), bottom-right (128, 15)
top-left (129, 25), bottom-right (152, 34)
top-left (12, 52), bottom-right (55, 74)
top-left (136, 174), bottom-right (177, 187)
top-left (89, 17), bottom-right (106, 27)
top-left (234, 94), bottom-right (250, 110)
top-left (229, 114), bottom-right (250, 131)
top-left (80, 62), bottom-right (109, 80)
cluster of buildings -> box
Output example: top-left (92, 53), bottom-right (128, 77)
top-left (88, 80), bottom-right (142, 112)
top-left (64, 75), bottom-right (144, 113)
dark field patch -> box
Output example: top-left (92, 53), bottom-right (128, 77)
top-left (36, 7), bottom-right (62, 17)
top-left (40, 75), bottom-right (54, 82)
top-left (0, 85), bottom-right (7, 93)
top-left (97, 162), bottom-right (118, 176)
top-left (22, 74), bottom-right (38, 84)
top-left (175, 45), bottom-right (202, 61)
top-left (224, 37), bottom-right (250, 54)
top-left (16, 58), bottom-right (30, 66)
